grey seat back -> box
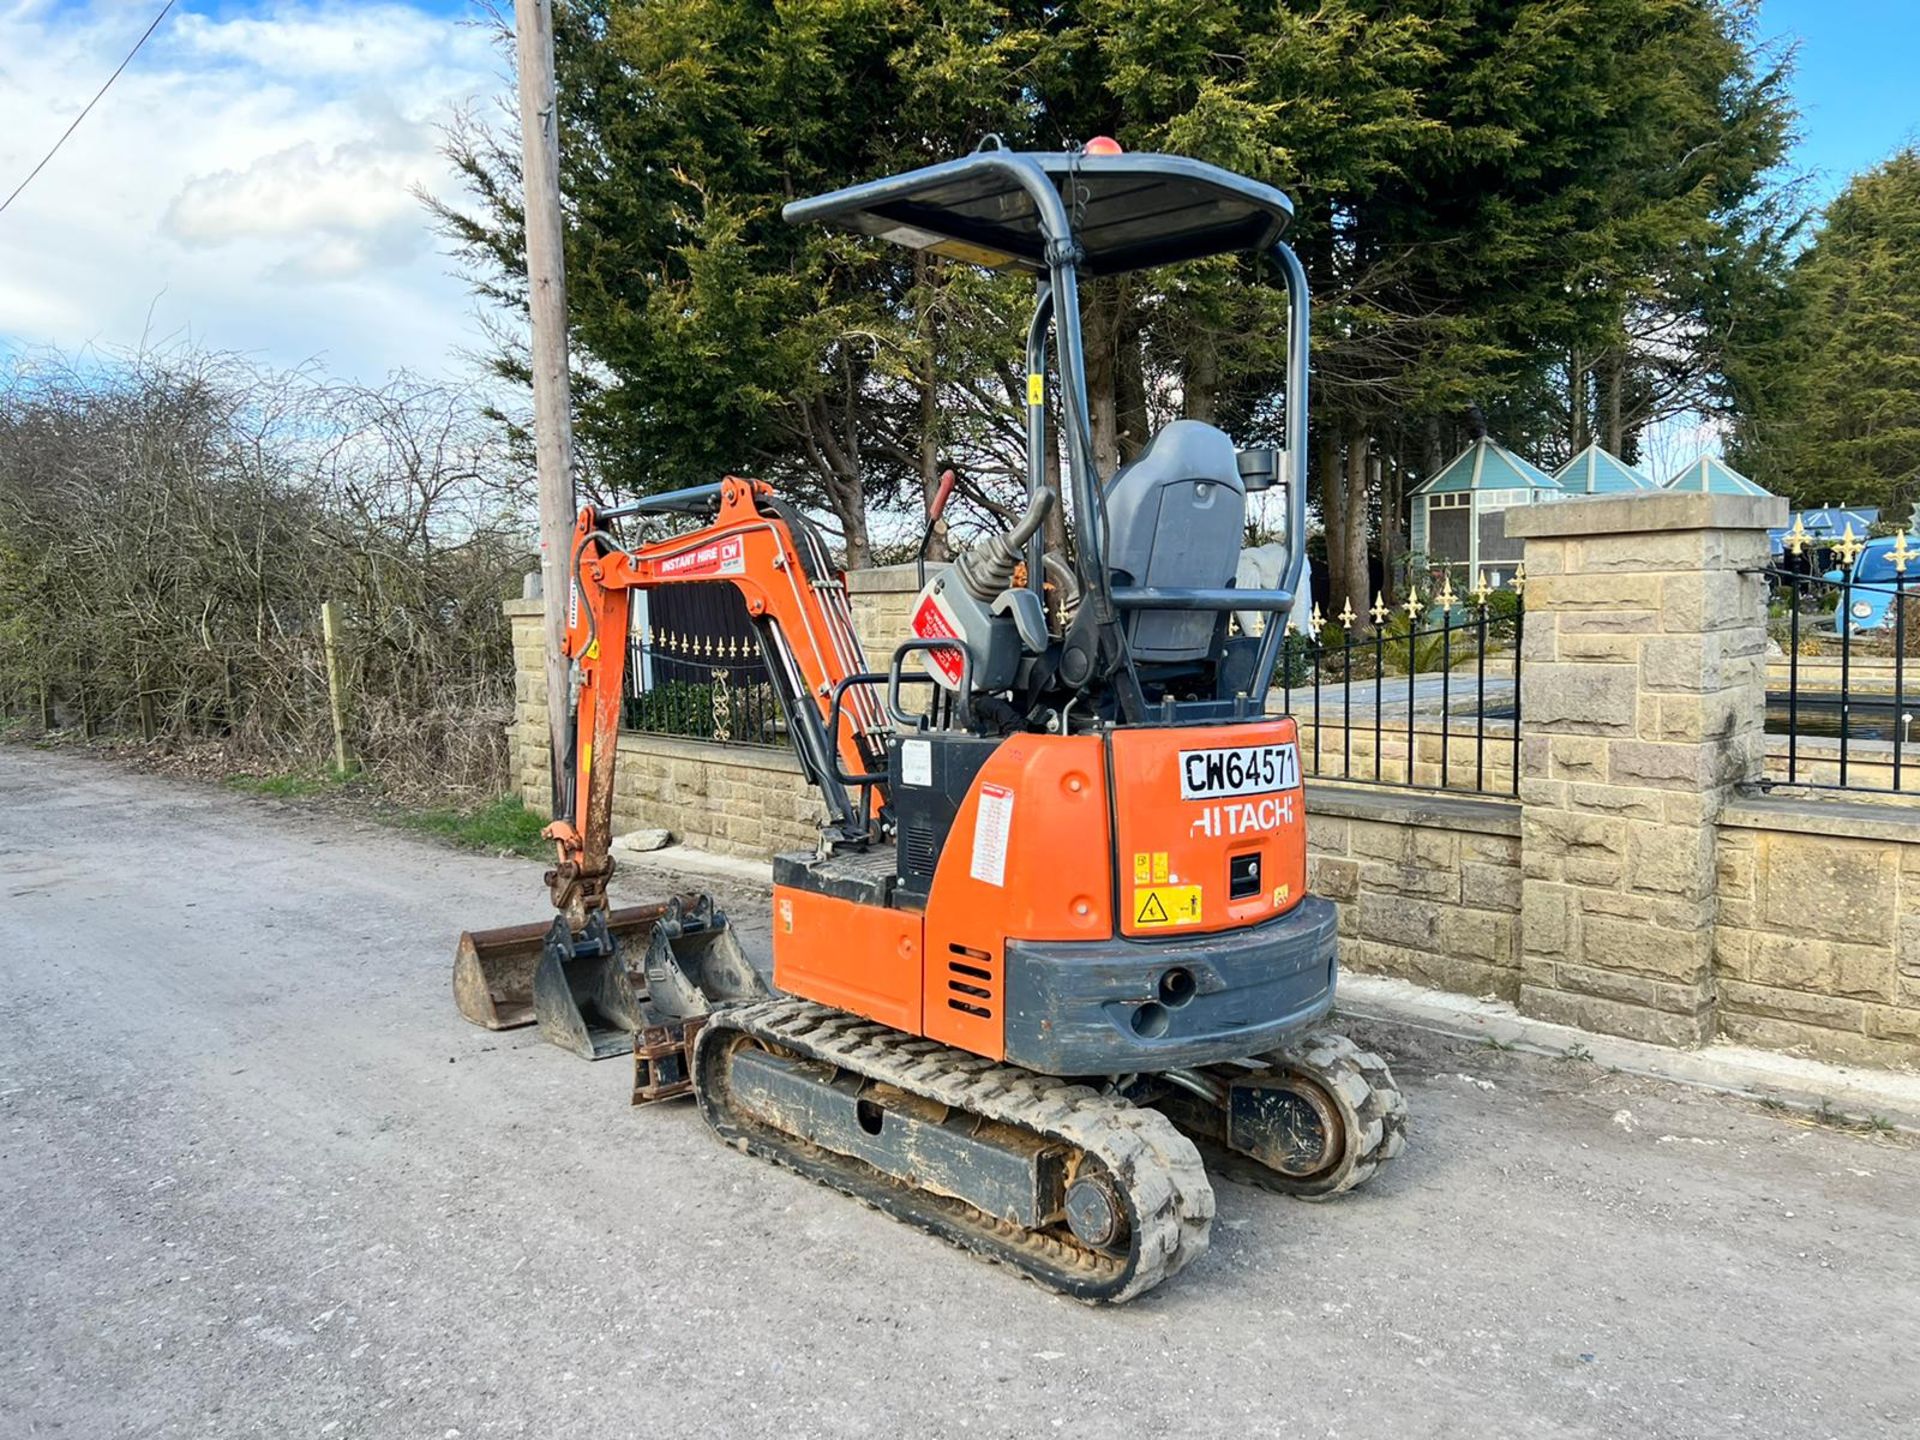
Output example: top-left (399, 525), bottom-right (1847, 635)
top-left (1103, 420), bottom-right (1247, 662)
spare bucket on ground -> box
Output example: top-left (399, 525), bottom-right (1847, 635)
top-left (532, 893), bottom-right (767, 1061)
top-left (453, 898), bottom-right (692, 1032)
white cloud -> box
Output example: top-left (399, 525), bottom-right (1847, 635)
top-left (0, 1), bottom-right (513, 380)
top-left (169, 2), bottom-right (489, 78)
top-left (163, 137), bottom-right (436, 278)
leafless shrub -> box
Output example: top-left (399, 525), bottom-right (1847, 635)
top-left (0, 345), bottom-right (532, 795)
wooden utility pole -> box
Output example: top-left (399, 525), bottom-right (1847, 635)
top-left (516, 0), bottom-right (578, 817)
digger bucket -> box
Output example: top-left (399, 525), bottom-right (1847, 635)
top-left (452, 900), bottom-right (689, 1032)
top-left (532, 894), bottom-right (760, 1061)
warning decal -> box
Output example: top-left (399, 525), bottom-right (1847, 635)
top-left (969, 783), bottom-right (1015, 887)
top-left (1133, 885), bottom-right (1203, 929)
top-left (1131, 851), bottom-right (1170, 885)
top-left (911, 593), bottom-right (967, 686)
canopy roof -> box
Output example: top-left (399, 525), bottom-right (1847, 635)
top-left (1553, 443), bottom-right (1658, 495)
top-left (1411, 438), bottom-right (1563, 498)
top-left (1797, 504), bottom-right (1879, 534)
top-left (782, 150), bottom-right (1295, 276)
top-left (1769, 504), bottom-right (1882, 553)
top-left (1663, 456), bottom-right (1773, 497)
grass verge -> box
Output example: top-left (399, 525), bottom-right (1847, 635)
top-left (226, 770), bottom-right (350, 798)
top-left (220, 765), bottom-right (547, 860)
top-left (384, 793), bottom-right (549, 859)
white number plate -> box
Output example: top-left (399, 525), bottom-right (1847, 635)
top-left (1179, 742), bottom-right (1300, 800)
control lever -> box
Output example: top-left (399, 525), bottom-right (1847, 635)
top-left (916, 466), bottom-right (959, 589)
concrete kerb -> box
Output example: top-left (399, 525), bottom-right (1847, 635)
top-left (612, 840), bottom-right (1920, 1135)
top-left (1337, 974), bottom-right (1920, 1136)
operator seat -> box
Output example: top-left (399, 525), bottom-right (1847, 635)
top-left (1103, 419), bottom-right (1248, 662)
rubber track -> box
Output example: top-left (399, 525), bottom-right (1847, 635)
top-left (1202, 1029), bottom-right (1408, 1199)
top-left (694, 998), bottom-right (1214, 1303)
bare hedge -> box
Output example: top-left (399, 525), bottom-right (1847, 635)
top-left (0, 348), bottom-right (534, 793)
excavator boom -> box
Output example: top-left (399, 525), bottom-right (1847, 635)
top-left (546, 475), bottom-right (888, 921)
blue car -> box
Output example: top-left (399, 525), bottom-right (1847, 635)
top-left (1827, 535), bottom-right (1915, 632)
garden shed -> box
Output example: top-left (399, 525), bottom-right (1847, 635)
top-left (1553, 443), bottom-right (1659, 494)
top-left (1409, 438), bottom-right (1564, 586)
top-left (1663, 455), bottom-right (1774, 497)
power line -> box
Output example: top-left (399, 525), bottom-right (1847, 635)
top-left (0, 0), bottom-right (180, 219)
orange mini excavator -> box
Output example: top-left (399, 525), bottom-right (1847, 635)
top-left (455, 145), bottom-right (1405, 1302)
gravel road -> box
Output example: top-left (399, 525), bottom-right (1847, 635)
top-left (3, 746), bottom-right (1916, 1439)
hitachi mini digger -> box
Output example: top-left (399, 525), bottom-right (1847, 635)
top-left (454, 144), bottom-right (1406, 1302)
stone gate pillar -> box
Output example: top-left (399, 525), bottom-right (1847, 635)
top-left (504, 597), bottom-right (552, 811)
top-left (1505, 492), bottom-right (1786, 1045)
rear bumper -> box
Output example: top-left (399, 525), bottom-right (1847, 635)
top-left (1000, 896), bottom-right (1338, 1076)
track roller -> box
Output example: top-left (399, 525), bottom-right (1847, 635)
top-left (692, 999), bottom-right (1214, 1304)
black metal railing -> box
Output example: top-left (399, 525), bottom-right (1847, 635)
top-left (1260, 571), bottom-right (1525, 797)
top-left (622, 627), bottom-right (784, 747)
top-left (1765, 526), bottom-right (1919, 794)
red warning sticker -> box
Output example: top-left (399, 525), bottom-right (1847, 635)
top-left (912, 593), bottom-right (966, 684)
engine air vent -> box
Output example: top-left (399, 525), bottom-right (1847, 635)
top-left (946, 943), bottom-right (995, 1019)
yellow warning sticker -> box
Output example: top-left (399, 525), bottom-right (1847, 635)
top-left (1134, 885), bottom-right (1203, 928)
top-left (1133, 852), bottom-right (1151, 884)
top-left (1027, 373), bottom-right (1045, 406)
top-left (1151, 851), bottom-right (1170, 883)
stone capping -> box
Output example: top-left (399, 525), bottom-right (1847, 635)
top-left (1721, 789), bottom-right (1920, 846)
top-left (1504, 491), bottom-right (1786, 539)
top-left (503, 597), bottom-right (544, 618)
top-left (846, 564), bottom-right (922, 595)
top-left (1305, 780), bottom-right (1521, 836)
top-left (619, 731), bottom-right (805, 774)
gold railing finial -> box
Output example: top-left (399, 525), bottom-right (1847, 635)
top-left (1834, 522), bottom-right (1864, 568)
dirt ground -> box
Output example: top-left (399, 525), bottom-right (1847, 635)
top-left (3, 745), bottom-right (1917, 1439)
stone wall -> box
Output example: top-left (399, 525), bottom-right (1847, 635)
top-left (606, 733), bottom-right (821, 858)
top-left (1715, 796), bottom-right (1920, 1065)
top-left (1306, 785), bottom-right (1523, 1000)
top-left (846, 564), bottom-right (921, 659)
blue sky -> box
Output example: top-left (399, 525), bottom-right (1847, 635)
top-left (1759, 0), bottom-right (1920, 201)
top-left (0, 1), bottom-right (1915, 389)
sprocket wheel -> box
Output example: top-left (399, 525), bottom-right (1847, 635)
top-left (1217, 1029), bottom-right (1408, 1200)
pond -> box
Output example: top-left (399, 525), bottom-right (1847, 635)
top-left (1480, 694), bottom-right (1917, 743)
top-left (1766, 692), bottom-right (1918, 743)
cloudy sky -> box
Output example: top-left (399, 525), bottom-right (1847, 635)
top-left (0, 0), bottom-right (505, 380)
top-left (0, 1), bottom-right (1915, 391)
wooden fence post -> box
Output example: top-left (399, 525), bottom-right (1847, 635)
top-left (321, 601), bottom-right (352, 774)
